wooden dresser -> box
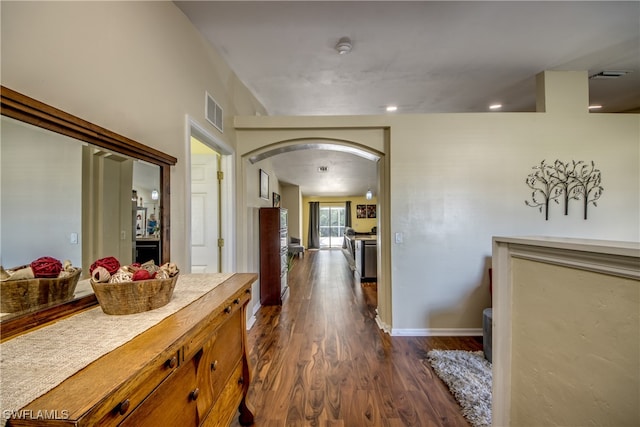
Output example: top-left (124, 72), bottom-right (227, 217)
top-left (5, 273), bottom-right (257, 427)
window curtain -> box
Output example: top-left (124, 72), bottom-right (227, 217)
top-left (308, 201), bottom-right (320, 249)
top-left (343, 201), bottom-right (352, 248)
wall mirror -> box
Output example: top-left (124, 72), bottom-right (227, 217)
top-left (0, 86), bottom-right (177, 338)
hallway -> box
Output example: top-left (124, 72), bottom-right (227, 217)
top-left (234, 249), bottom-right (482, 426)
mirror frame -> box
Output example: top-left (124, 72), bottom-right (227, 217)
top-left (1, 86), bottom-right (177, 339)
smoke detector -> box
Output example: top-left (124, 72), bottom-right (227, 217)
top-left (335, 37), bottom-right (352, 55)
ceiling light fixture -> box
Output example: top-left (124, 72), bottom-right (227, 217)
top-left (386, 105), bottom-right (398, 112)
top-left (335, 37), bottom-right (352, 55)
top-left (365, 189), bottom-right (373, 200)
top-left (489, 104), bottom-right (502, 110)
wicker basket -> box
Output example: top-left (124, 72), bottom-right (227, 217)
top-left (91, 274), bottom-right (179, 315)
top-left (0, 267), bottom-right (82, 313)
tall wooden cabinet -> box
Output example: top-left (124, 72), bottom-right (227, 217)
top-left (259, 208), bottom-right (288, 305)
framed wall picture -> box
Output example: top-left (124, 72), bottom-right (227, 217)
top-left (366, 204), bottom-right (376, 218)
top-left (259, 169), bottom-right (269, 200)
top-left (356, 204), bottom-right (367, 218)
top-left (272, 192), bottom-right (281, 207)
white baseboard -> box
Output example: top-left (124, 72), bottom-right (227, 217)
top-left (246, 301), bottom-right (261, 330)
top-left (246, 314), bottom-right (257, 330)
top-left (391, 328), bottom-right (483, 337)
top-left (375, 314), bottom-right (391, 334)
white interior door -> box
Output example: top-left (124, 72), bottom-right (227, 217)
top-left (191, 138), bottom-right (220, 273)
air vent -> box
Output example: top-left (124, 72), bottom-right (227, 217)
top-left (318, 166), bottom-right (329, 172)
top-left (205, 92), bottom-right (223, 132)
top-left (589, 70), bottom-right (631, 80)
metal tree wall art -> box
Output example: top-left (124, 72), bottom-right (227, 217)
top-left (551, 159), bottom-right (582, 215)
top-left (525, 159), bottom-right (603, 220)
top-left (525, 160), bottom-right (562, 220)
top-left (571, 161), bottom-right (604, 219)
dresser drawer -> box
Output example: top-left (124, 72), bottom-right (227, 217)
top-left (182, 286), bottom-right (250, 363)
top-left (201, 361), bottom-right (245, 427)
top-left (118, 311), bottom-right (243, 427)
top-left (119, 355), bottom-right (199, 427)
top-left (90, 351), bottom-right (180, 426)
top-left (200, 308), bottom-right (243, 403)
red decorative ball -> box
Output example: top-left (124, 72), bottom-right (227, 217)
top-left (90, 256), bottom-right (121, 275)
top-left (132, 269), bottom-right (151, 281)
top-left (30, 256), bottom-right (62, 278)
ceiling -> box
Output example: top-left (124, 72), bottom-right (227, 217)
top-left (176, 1), bottom-right (640, 197)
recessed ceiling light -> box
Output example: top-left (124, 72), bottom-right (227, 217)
top-left (489, 104), bottom-right (502, 110)
top-left (386, 105), bottom-right (398, 112)
top-left (588, 105), bottom-right (603, 110)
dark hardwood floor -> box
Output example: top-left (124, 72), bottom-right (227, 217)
top-left (233, 249), bottom-right (483, 427)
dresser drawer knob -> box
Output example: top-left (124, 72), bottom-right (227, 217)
top-left (190, 388), bottom-right (200, 401)
top-left (165, 356), bottom-right (177, 369)
top-left (224, 306), bottom-right (232, 314)
top-left (238, 377), bottom-right (244, 385)
top-left (245, 288), bottom-right (251, 294)
top-left (211, 360), bottom-right (218, 371)
top-left (117, 399), bottom-right (130, 415)
top-left (233, 298), bottom-right (240, 305)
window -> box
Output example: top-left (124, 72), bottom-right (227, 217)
top-left (319, 205), bottom-right (345, 249)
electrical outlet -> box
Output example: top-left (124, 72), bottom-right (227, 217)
top-left (395, 232), bottom-right (403, 244)
top-left (70, 232), bottom-right (78, 244)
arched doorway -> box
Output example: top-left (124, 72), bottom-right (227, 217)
top-left (238, 134), bottom-right (392, 333)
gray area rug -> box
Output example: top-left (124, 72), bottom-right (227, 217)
top-left (426, 349), bottom-right (492, 427)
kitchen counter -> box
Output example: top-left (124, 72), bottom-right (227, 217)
top-left (344, 233), bottom-right (377, 282)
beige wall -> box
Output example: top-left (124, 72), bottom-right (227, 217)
top-left (492, 237), bottom-right (640, 426)
top-left (280, 183), bottom-right (302, 241)
top-left (510, 258), bottom-right (639, 426)
top-left (236, 72), bottom-right (640, 334)
top-left (388, 109), bottom-right (639, 332)
top-left (1, 117), bottom-right (83, 267)
top-left (1, 1), bottom-right (266, 271)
